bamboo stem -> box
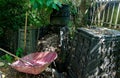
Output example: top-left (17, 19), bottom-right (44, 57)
top-left (24, 12), bottom-right (28, 54)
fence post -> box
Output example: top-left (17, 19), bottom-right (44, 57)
top-left (0, 71), bottom-right (2, 78)
top-left (109, 2), bottom-right (115, 28)
top-left (115, 2), bottom-right (120, 28)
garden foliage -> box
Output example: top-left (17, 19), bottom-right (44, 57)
top-left (0, 0), bottom-right (29, 36)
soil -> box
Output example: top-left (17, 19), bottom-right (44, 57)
top-left (0, 66), bottom-right (53, 78)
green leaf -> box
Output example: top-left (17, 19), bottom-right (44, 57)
top-left (33, 1), bottom-right (38, 9)
top-left (37, 0), bottom-right (43, 5)
top-left (52, 4), bottom-right (59, 10)
top-left (16, 48), bottom-right (23, 57)
top-left (56, 2), bottom-right (62, 7)
top-left (46, 0), bottom-right (53, 6)
top-left (53, 0), bottom-right (59, 4)
top-left (53, 0), bottom-right (62, 7)
top-left (5, 54), bottom-right (13, 63)
top-left (30, 0), bottom-right (35, 4)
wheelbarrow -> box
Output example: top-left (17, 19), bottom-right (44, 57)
top-left (0, 48), bottom-right (57, 75)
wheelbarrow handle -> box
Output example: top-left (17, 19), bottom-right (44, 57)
top-left (0, 48), bottom-right (33, 66)
top-left (0, 48), bottom-right (20, 59)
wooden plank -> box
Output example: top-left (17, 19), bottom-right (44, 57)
top-left (115, 2), bottom-right (120, 28)
top-left (101, 2), bottom-right (106, 26)
top-left (95, 0), bottom-right (97, 25)
top-left (90, 2), bottom-right (94, 25)
top-left (94, 1), bottom-right (97, 25)
top-left (109, 2), bottom-right (115, 27)
top-left (106, 3), bottom-right (110, 23)
top-left (98, 2), bottom-right (101, 26)
top-left (92, 1), bottom-right (96, 25)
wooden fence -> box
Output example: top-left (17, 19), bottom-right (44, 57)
top-left (88, 0), bottom-right (120, 29)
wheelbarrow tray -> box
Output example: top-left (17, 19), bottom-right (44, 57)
top-left (11, 52), bottom-right (57, 75)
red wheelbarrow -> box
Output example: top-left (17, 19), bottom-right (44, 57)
top-left (11, 52), bottom-right (57, 75)
top-left (0, 48), bottom-right (57, 75)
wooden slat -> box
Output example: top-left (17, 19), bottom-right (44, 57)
top-left (97, 0), bottom-right (100, 25)
top-left (90, 1), bottom-right (94, 25)
top-left (91, 1), bottom-right (96, 25)
top-left (94, 1), bottom-right (97, 25)
top-left (106, 3), bottom-right (110, 23)
top-left (88, 0), bottom-right (120, 28)
top-left (115, 2), bottom-right (120, 28)
top-left (101, 2), bottom-right (106, 26)
top-left (109, 2), bottom-right (115, 27)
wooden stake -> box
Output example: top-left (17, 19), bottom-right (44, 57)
top-left (24, 12), bottom-right (28, 54)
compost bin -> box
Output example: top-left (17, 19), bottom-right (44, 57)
top-left (68, 27), bottom-right (120, 78)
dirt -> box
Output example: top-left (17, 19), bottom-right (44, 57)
top-left (0, 66), bottom-right (53, 78)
